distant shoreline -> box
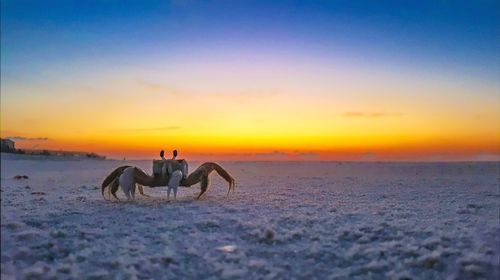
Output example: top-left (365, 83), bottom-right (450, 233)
top-left (1, 153), bottom-right (498, 165)
top-left (0, 149), bottom-right (106, 160)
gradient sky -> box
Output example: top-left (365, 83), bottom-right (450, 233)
top-left (1, 0), bottom-right (499, 161)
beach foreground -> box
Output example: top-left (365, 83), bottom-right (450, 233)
top-left (1, 154), bottom-right (499, 279)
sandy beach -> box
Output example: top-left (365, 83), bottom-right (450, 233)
top-left (1, 154), bottom-right (499, 279)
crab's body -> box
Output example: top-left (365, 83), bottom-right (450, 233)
top-left (102, 160), bottom-right (235, 200)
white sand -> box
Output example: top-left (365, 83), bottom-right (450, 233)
top-left (1, 154), bottom-right (499, 279)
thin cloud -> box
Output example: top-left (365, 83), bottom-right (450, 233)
top-left (137, 80), bottom-right (181, 95)
top-left (6, 136), bottom-right (49, 141)
top-left (254, 151), bottom-right (288, 158)
top-left (208, 90), bottom-right (280, 102)
top-left (108, 126), bottom-right (180, 132)
top-left (253, 151), bottom-right (320, 160)
top-left (235, 90), bottom-right (279, 99)
top-left (361, 152), bottom-right (377, 161)
top-left (474, 153), bottom-right (499, 161)
top-left (294, 152), bottom-right (320, 160)
top-left (342, 112), bottom-right (402, 118)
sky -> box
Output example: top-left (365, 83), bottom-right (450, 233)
top-left (1, 0), bottom-right (499, 161)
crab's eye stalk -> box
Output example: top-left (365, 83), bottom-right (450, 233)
top-left (160, 150), bottom-right (165, 158)
top-left (173, 150), bottom-right (178, 158)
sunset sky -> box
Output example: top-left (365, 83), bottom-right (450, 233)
top-left (1, 0), bottom-right (499, 161)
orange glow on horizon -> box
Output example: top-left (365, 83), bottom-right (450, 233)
top-left (4, 130), bottom-right (498, 161)
top-left (1, 57), bottom-right (498, 162)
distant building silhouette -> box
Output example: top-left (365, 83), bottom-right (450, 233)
top-left (1, 138), bottom-right (15, 153)
top-left (0, 138), bottom-right (105, 158)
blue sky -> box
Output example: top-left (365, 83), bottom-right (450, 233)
top-left (2, 0), bottom-right (499, 84)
